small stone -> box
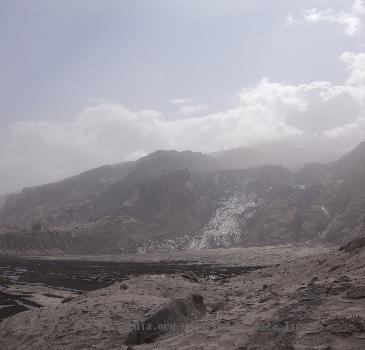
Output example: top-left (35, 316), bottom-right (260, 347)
top-left (333, 275), bottom-right (350, 283)
top-left (61, 296), bottom-right (74, 304)
top-left (307, 277), bottom-right (319, 286)
top-left (181, 271), bottom-right (199, 283)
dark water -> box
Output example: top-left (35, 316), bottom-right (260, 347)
top-left (0, 257), bottom-right (265, 321)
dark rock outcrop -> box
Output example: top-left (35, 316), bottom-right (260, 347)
top-left (340, 236), bottom-right (365, 253)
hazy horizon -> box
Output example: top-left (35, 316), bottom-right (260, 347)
top-left (0, 140), bottom-right (344, 195)
top-left (1, 0), bottom-right (365, 193)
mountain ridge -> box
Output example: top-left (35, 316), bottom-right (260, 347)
top-left (0, 142), bottom-right (363, 255)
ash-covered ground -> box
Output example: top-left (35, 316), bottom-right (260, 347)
top-left (0, 243), bottom-right (364, 350)
top-left (0, 253), bottom-right (266, 322)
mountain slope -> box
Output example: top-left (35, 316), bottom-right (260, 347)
top-left (0, 151), bottom-right (220, 225)
top-left (0, 141), bottom-right (364, 255)
top-left (0, 164), bottom-right (295, 254)
top-left (0, 194), bottom-right (8, 210)
top-left (319, 141), bottom-right (365, 242)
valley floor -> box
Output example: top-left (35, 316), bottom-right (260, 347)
top-left (0, 244), bottom-right (364, 349)
top-left (23, 243), bottom-right (333, 265)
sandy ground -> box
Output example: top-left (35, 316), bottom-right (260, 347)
top-left (0, 244), bottom-right (364, 350)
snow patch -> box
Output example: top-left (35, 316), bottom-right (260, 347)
top-left (321, 206), bottom-right (330, 216)
top-left (188, 193), bottom-right (259, 250)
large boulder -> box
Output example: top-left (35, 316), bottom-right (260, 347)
top-left (125, 294), bottom-right (205, 345)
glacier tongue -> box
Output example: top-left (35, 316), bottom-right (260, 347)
top-left (188, 193), bottom-right (259, 249)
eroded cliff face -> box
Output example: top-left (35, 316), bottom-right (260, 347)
top-left (0, 142), bottom-right (365, 255)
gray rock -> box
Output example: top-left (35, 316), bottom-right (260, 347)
top-left (125, 294), bottom-right (205, 345)
top-left (347, 286), bottom-right (365, 299)
top-left (181, 271), bottom-right (199, 283)
top-left (61, 296), bottom-right (74, 304)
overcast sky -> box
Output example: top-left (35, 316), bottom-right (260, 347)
top-left (1, 0), bottom-right (365, 193)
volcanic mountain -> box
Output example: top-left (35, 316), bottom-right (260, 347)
top-left (0, 142), bottom-right (362, 255)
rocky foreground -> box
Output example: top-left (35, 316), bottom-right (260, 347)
top-left (0, 241), bottom-right (364, 350)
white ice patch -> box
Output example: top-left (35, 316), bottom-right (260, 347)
top-left (188, 193), bottom-right (258, 250)
top-left (321, 206), bottom-right (330, 216)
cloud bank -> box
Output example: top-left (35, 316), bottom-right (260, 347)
top-left (1, 51), bottom-right (365, 193)
top-left (171, 98), bottom-right (209, 117)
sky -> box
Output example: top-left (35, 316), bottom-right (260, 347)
top-left (1, 0), bottom-right (365, 193)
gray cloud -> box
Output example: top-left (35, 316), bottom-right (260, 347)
top-left (2, 1), bottom-right (365, 194)
top-left (1, 51), bottom-right (365, 193)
